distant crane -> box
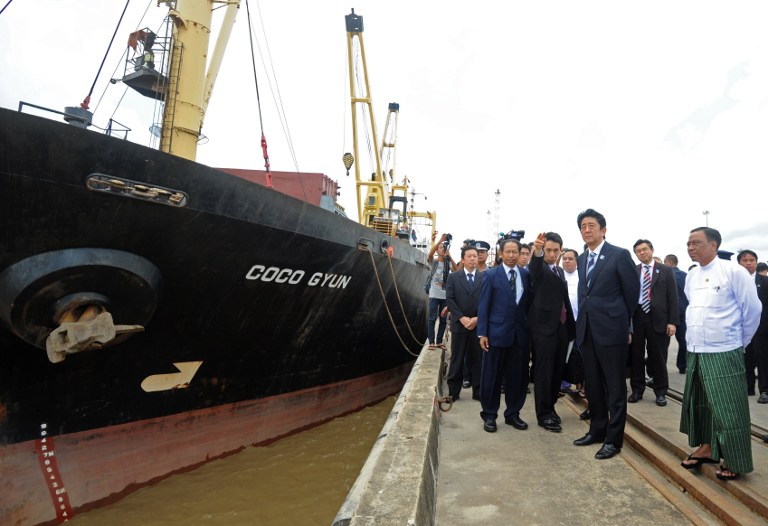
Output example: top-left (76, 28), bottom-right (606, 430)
top-left (493, 189), bottom-right (500, 242)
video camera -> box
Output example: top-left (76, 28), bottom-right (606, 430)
top-left (500, 229), bottom-right (525, 241)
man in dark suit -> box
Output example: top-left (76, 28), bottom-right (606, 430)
top-left (629, 240), bottom-right (679, 407)
top-left (573, 209), bottom-right (640, 460)
top-left (477, 237), bottom-right (531, 433)
top-left (446, 244), bottom-right (485, 402)
top-left (527, 232), bottom-right (576, 432)
top-left (737, 250), bottom-right (768, 401)
top-left (664, 254), bottom-right (689, 375)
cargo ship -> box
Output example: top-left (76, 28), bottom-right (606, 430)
top-left (0, 3), bottom-right (429, 524)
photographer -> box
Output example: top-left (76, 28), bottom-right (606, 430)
top-left (426, 233), bottom-right (458, 350)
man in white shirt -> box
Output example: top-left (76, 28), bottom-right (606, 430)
top-left (679, 227), bottom-right (762, 481)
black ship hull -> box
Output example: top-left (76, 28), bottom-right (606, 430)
top-left (0, 108), bottom-right (428, 524)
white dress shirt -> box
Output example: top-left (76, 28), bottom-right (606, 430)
top-left (564, 269), bottom-right (579, 320)
top-left (685, 257), bottom-right (762, 353)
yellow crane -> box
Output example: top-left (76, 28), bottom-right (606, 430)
top-left (343, 10), bottom-right (436, 245)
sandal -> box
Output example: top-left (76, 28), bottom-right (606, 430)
top-left (437, 342), bottom-right (447, 350)
top-left (680, 454), bottom-right (718, 470)
top-left (428, 344), bottom-right (436, 350)
top-left (715, 466), bottom-right (740, 481)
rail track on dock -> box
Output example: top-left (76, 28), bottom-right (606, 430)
top-left (561, 391), bottom-right (768, 525)
top-left (665, 387), bottom-right (768, 444)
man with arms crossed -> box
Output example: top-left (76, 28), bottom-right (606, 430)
top-left (680, 228), bottom-right (761, 480)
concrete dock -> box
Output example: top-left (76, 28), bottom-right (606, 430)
top-left (334, 339), bottom-right (768, 525)
top-left (436, 340), bottom-right (768, 525)
top-left (436, 376), bottom-right (688, 524)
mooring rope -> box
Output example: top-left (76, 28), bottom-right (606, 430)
top-left (366, 249), bottom-right (422, 358)
top-left (384, 251), bottom-right (427, 347)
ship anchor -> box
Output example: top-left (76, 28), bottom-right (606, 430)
top-left (0, 248), bottom-right (162, 362)
top-left (46, 299), bottom-right (145, 364)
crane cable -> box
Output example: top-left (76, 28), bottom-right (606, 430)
top-left (80, 0), bottom-right (132, 110)
top-left (245, 0), bottom-right (272, 188)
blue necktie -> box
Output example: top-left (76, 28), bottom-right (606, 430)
top-left (468, 273), bottom-right (474, 285)
top-left (586, 252), bottom-right (596, 284)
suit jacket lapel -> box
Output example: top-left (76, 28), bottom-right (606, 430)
top-left (651, 264), bottom-right (659, 287)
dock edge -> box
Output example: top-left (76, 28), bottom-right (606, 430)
top-left (332, 344), bottom-right (444, 526)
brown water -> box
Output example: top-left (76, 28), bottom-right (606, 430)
top-left (66, 397), bottom-right (395, 526)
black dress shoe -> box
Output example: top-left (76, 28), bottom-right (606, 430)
top-left (552, 412), bottom-right (561, 425)
top-left (462, 380), bottom-right (471, 389)
top-left (538, 418), bottom-right (562, 432)
top-left (645, 378), bottom-right (654, 388)
top-left (678, 368), bottom-right (686, 374)
top-left (759, 393), bottom-right (768, 404)
top-left (628, 392), bottom-right (643, 403)
top-left (573, 433), bottom-right (604, 446)
top-left (573, 433), bottom-right (605, 446)
top-left (579, 409), bottom-right (591, 420)
top-left (483, 419), bottom-right (497, 433)
top-left (655, 395), bottom-right (667, 406)
top-left (505, 415), bottom-right (528, 430)
top-left (595, 443), bottom-right (621, 460)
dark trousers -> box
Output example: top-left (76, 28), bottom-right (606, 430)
top-left (630, 310), bottom-right (669, 396)
top-left (447, 330), bottom-right (481, 399)
top-left (532, 325), bottom-right (568, 422)
top-left (675, 315), bottom-right (687, 372)
top-left (581, 329), bottom-right (629, 448)
top-left (479, 342), bottom-right (528, 422)
top-left (745, 332), bottom-right (768, 394)
top-left (428, 297), bottom-right (447, 344)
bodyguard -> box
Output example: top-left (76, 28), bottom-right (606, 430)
top-left (446, 245), bottom-right (484, 401)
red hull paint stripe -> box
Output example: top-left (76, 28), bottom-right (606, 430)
top-left (36, 424), bottom-right (73, 524)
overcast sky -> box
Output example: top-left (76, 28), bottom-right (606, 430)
top-left (2, 1), bottom-right (768, 269)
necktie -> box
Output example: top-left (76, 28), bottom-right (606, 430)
top-left (553, 266), bottom-right (566, 322)
top-left (468, 272), bottom-right (474, 285)
top-left (586, 252), bottom-right (596, 284)
top-left (586, 252), bottom-right (596, 276)
top-left (509, 268), bottom-right (517, 304)
top-left (641, 265), bottom-right (651, 313)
